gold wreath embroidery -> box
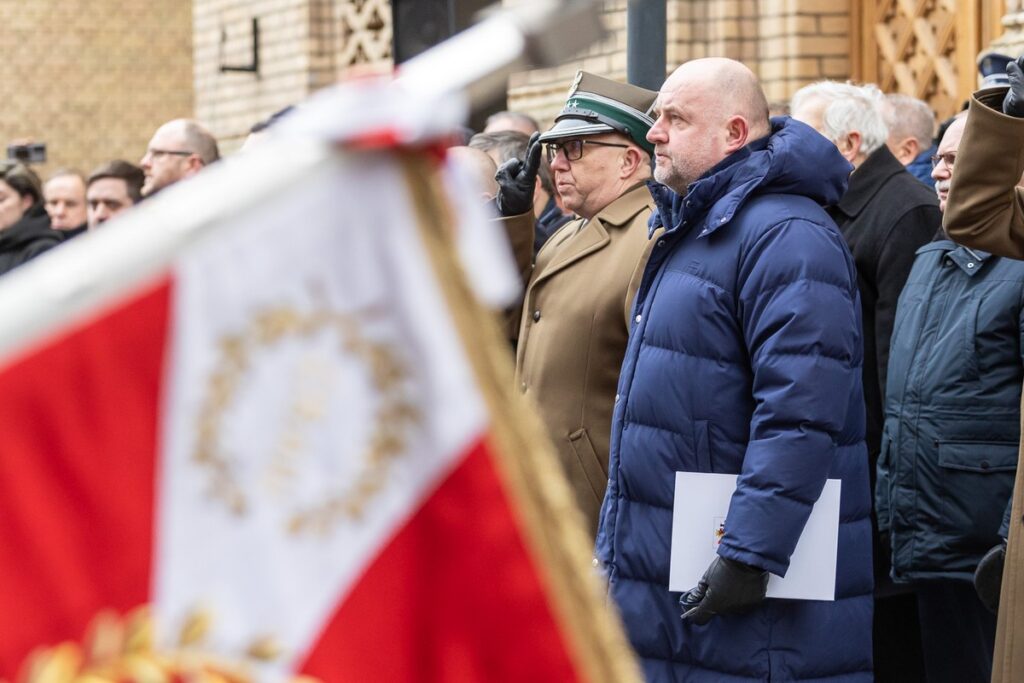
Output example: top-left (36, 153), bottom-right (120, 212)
top-left (193, 306), bottom-right (421, 536)
top-left (6, 606), bottom-right (321, 683)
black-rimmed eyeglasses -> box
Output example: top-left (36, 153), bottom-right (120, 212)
top-left (545, 139), bottom-right (629, 163)
top-left (930, 152), bottom-right (956, 169)
top-left (144, 147), bottom-right (195, 159)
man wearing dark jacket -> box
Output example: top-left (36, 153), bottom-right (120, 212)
top-left (791, 81), bottom-right (941, 473)
top-left (792, 80), bottom-right (940, 682)
top-left (596, 57), bottom-right (872, 682)
top-left (878, 112), bottom-right (1022, 683)
top-left (935, 57), bottom-right (1024, 683)
top-left (43, 170), bottom-right (88, 238)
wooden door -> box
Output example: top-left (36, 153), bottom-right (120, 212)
top-left (854, 0), bottom-right (1006, 120)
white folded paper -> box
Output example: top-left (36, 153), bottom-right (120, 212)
top-left (669, 472), bottom-right (840, 601)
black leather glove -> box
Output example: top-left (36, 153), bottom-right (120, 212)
top-left (1003, 56), bottom-right (1024, 117)
top-left (495, 131), bottom-right (541, 216)
top-left (974, 542), bottom-right (1007, 614)
top-left (680, 555), bottom-right (769, 625)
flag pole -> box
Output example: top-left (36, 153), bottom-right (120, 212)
top-left (400, 153), bottom-right (643, 683)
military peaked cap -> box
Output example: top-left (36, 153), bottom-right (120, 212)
top-left (538, 70), bottom-right (658, 155)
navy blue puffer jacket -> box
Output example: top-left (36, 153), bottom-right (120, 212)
top-left (596, 118), bottom-right (874, 682)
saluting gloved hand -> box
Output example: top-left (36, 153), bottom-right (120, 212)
top-left (1003, 56), bottom-right (1024, 117)
top-left (974, 541), bottom-right (1007, 614)
top-left (495, 131), bottom-right (541, 216)
top-left (680, 555), bottom-right (769, 625)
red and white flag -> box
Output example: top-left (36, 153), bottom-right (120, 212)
top-left (0, 82), bottom-right (638, 682)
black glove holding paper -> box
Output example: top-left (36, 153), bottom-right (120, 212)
top-left (680, 555), bottom-right (769, 625)
top-left (494, 132), bottom-right (541, 217)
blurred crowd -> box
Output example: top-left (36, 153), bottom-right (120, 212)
top-left (6, 53), bottom-right (1024, 683)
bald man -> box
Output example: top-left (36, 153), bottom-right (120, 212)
top-left (140, 118), bottom-right (220, 197)
top-left (595, 58), bottom-right (873, 682)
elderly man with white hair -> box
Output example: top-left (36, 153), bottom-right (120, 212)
top-left (881, 93), bottom-right (939, 186)
top-left (792, 80), bottom-right (942, 682)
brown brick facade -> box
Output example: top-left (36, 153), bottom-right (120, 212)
top-left (8, 2), bottom-right (1014, 166)
top-left (0, 0), bottom-right (193, 177)
top-left (507, 0), bottom-right (853, 127)
top-left (193, 0), bottom-right (392, 152)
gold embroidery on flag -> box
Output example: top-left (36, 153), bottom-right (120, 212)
top-left (192, 306), bottom-right (421, 536)
top-left (8, 606), bottom-right (320, 683)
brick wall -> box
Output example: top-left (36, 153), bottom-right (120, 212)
top-left (754, 0), bottom-right (851, 104)
top-left (0, 1), bottom-right (862, 169)
top-left (507, 0), bottom-right (853, 126)
top-left (506, 0), bottom-right (628, 131)
top-left (0, 0), bottom-right (193, 178)
top-left (193, 0), bottom-right (392, 152)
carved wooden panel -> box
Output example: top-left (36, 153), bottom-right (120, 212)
top-left (856, 0), bottom-right (1004, 120)
top-left (335, 0), bottom-right (392, 66)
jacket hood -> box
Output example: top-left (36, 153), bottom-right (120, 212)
top-left (649, 116), bottom-right (853, 237)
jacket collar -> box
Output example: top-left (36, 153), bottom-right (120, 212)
top-left (916, 238), bottom-right (993, 277)
top-left (597, 182), bottom-right (655, 227)
top-left (834, 146), bottom-right (906, 218)
top-left (532, 183), bottom-right (653, 284)
top-left (647, 136), bottom-right (770, 239)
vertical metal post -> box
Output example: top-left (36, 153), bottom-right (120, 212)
top-left (626, 0), bottom-right (667, 91)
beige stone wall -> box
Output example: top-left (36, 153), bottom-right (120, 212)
top-left (507, 0), bottom-right (854, 126)
top-left (506, 0), bottom-right (629, 130)
top-left (193, 0), bottom-right (392, 152)
top-left (0, 0), bottom-right (193, 178)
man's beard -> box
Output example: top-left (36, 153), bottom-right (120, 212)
top-left (653, 158), bottom-right (691, 194)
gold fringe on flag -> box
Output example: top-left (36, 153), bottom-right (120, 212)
top-left (6, 606), bottom-right (322, 683)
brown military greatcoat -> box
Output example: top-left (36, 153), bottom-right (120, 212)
top-left (515, 183), bottom-right (655, 535)
top-left (943, 86), bottom-right (1024, 683)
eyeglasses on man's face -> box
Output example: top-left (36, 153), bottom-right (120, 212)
top-left (930, 152), bottom-right (956, 170)
top-left (545, 139), bottom-right (629, 163)
top-left (144, 148), bottom-right (195, 160)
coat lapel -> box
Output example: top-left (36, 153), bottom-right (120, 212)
top-left (531, 184), bottom-right (651, 287)
top-left (532, 219), bottom-right (611, 286)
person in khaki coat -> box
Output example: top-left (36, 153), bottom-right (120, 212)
top-left (505, 71), bottom-right (658, 535)
top-left (941, 61), bottom-right (1024, 683)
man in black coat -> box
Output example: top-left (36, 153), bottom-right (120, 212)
top-left (792, 80), bottom-right (942, 683)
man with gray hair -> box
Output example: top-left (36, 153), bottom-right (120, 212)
top-left (469, 130), bottom-right (570, 254)
top-left (483, 110), bottom-right (539, 137)
top-left (881, 93), bottom-right (938, 186)
top-left (793, 80), bottom-right (941, 682)
top-left (139, 118), bottom-right (220, 197)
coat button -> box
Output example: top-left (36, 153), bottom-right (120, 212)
top-left (532, 309), bottom-right (541, 322)
top-left (520, 382), bottom-right (527, 392)
top-left (657, 239), bottom-right (665, 247)
top-left (980, 460), bottom-right (991, 470)
top-left (967, 262), bottom-right (976, 268)
top-left (635, 314), bottom-right (642, 324)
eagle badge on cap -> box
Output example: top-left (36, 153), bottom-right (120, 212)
top-left (567, 70), bottom-right (583, 98)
